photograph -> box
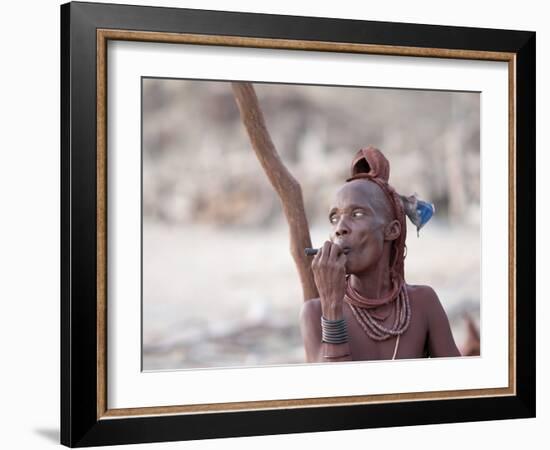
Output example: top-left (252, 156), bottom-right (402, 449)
top-left (141, 78), bottom-right (481, 371)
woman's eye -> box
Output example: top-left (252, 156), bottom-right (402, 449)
top-left (352, 211), bottom-right (364, 218)
top-left (329, 215), bottom-right (338, 224)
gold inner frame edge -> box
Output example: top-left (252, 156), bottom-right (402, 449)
top-left (96, 28), bottom-right (517, 420)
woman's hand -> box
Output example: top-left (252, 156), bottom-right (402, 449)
top-left (311, 241), bottom-right (347, 320)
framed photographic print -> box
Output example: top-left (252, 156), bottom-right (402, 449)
top-left (60, 1), bottom-right (535, 447)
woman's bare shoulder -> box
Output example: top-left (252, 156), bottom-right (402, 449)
top-left (406, 283), bottom-right (450, 324)
top-left (405, 284), bottom-right (440, 309)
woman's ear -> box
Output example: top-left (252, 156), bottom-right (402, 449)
top-left (384, 219), bottom-right (401, 241)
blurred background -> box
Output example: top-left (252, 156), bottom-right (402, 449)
top-left (142, 79), bottom-right (480, 370)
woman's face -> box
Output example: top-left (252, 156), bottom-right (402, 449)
top-left (328, 179), bottom-right (397, 274)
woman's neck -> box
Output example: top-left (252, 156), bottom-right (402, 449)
top-left (348, 246), bottom-right (394, 299)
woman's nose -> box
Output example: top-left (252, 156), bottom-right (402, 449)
top-left (335, 217), bottom-right (350, 237)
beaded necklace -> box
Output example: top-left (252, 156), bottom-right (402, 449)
top-left (344, 274), bottom-right (411, 342)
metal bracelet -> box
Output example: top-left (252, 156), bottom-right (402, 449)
top-left (321, 316), bottom-right (349, 344)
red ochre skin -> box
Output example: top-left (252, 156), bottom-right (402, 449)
top-left (300, 179), bottom-right (461, 362)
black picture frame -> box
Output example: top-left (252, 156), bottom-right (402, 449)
top-left (61, 1), bottom-right (535, 447)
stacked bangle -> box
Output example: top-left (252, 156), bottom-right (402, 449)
top-left (321, 316), bottom-right (349, 344)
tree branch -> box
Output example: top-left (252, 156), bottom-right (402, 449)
top-left (231, 82), bottom-right (318, 301)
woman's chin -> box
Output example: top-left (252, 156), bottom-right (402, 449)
top-left (345, 262), bottom-right (359, 275)
top-left (345, 259), bottom-right (378, 275)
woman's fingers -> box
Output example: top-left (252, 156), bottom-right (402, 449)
top-left (331, 243), bottom-right (343, 259)
top-left (320, 241), bottom-right (332, 264)
top-left (312, 242), bottom-right (345, 267)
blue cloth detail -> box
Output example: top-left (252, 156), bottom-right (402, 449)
top-left (416, 200), bottom-right (434, 229)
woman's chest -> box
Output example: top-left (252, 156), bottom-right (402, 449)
top-left (343, 302), bottom-right (428, 360)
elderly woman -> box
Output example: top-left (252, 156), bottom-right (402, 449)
top-left (300, 146), bottom-right (460, 362)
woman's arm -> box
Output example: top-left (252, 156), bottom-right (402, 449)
top-left (423, 286), bottom-right (461, 357)
top-left (300, 298), bottom-right (352, 362)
